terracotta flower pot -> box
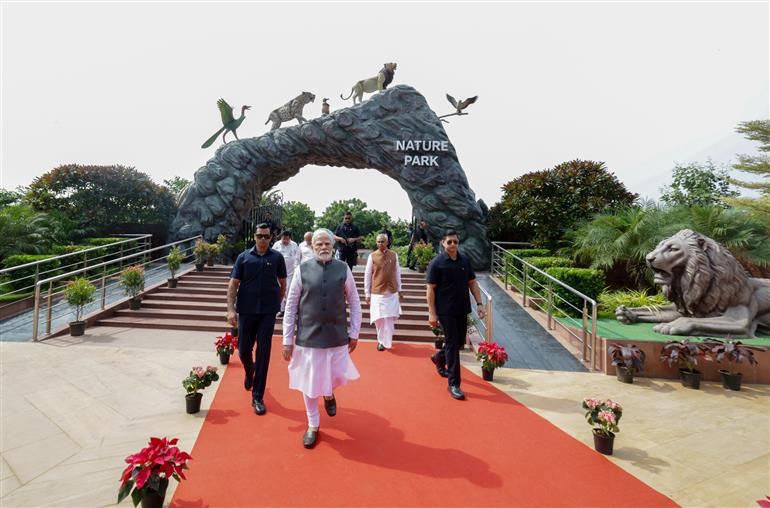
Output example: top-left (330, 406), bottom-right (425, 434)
top-left (593, 430), bottom-right (615, 455)
top-left (719, 369), bottom-right (742, 391)
top-left (482, 368), bottom-right (494, 381)
top-left (185, 392), bottom-right (202, 414)
top-left (69, 321), bottom-right (86, 337)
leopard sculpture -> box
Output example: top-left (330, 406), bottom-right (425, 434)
top-left (265, 92), bottom-right (316, 131)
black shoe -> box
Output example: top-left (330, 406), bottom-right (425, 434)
top-left (430, 356), bottom-right (449, 378)
top-left (244, 370), bottom-right (253, 391)
top-left (377, 343), bottom-right (385, 351)
top-left (253, 399), bottom-right (266, 415)
top-left (448, 385), bottom-right (465, 400)
top-left (276, 311), bottom-right (284, 318)
top-left (323, 396), bottom-right (337, 417)
top-left (303, 428), bottom-right (318, 449)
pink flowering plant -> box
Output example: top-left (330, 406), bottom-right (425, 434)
top-left (475, 341), bottom-right (509, 371)
top-left (582, 398), bottom-right (623, 437)
top-left (117, 437), bottom-right (191, 506)
top-left (214, 331), bottom-right (237, 355)
top-left (182, 366), bottom-right (219, 394)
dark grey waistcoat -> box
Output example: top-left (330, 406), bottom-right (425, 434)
top-left (296, 259), bottom-right (349, 348)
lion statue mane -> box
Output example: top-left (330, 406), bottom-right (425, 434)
top-left (616, 229), bottom-right (770, 337)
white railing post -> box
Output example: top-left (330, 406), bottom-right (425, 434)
top-left (45, 281), bottom-right (53, 335)
top-left (32, 284), bottom-right (41, 341)
top-left (547, 284), bottom-right (553, 330)
top-left (591, 303), bottom-right (598, 371)
top-left (582, 301), bottom-right (589, 362)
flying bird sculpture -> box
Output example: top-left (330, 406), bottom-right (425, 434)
top-left (201, 99), bottom-right (250, 149)
top-left (439, 94), bottom-right (479, 123)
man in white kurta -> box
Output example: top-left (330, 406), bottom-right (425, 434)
top-left (364, 233), bottom-right (403, 351)
top-left (299, 231), bottom-right (314, 264)
top-left (282, 228), bottom-right (362, 449)
top-left (273, 230), bottom-right (301, 316)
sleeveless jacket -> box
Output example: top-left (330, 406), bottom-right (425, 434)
top-left (370, 249), bottom-right (398, 294)
top-left (296, 259), bottom-right (349, 348)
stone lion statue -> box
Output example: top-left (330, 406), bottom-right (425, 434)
top-left (615, 229), bottom-right (770, 337)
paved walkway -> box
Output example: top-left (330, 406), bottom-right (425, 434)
top-left (476, 274), bottom-right (587, 372)
top-left (1, 327), bottom-right (767, 507)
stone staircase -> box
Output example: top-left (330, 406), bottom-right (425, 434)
top-left (96, 265), bottom-right (435, 342)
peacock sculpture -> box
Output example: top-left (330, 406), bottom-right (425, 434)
top-left (201, 99), bottom-right (250, 148)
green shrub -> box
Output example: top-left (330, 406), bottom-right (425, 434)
top-left (52, 245), bottom-right (89, 255)
top-left (526, 257), bottom-right (574, 292)
top-left (86, 237), bottom-right (125, 246)
top-left (120, 265), bottom-right (145, 298)
top-left (597, 290), bottom-right (669, 319)
top-left (64, 277), bottom-right (96, 321)
top-left (413, 242), bottom-right (435, 270)
top-left (504, 249), bottom-right (550, 273)
top-left (392, 246), bottom-right (408, 267)
top-left (362, 232), bottom-right (378, 250)
top-left (167, 246), bottom-right (184, 279)
top-left (544, 267), bottom-right (604, 317)
top-left (1, 255), bottom-right (61, 291)
top-left (0, 291), bottom-right (34, 302)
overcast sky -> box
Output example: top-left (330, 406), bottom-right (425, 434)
top-left (1, 1), bottom-right (768, 221)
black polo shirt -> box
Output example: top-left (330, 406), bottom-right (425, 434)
top-left (230, 247), bottom-right (287, 315)
top-left (334, 223), bottom-right (361, 252)
top-left (426, 251), bottom-right (476, 316)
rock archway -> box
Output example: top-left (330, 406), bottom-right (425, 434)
top-left (170, 85), bottom-right (490, 270)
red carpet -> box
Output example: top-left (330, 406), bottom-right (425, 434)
top-left (171, 339), bottom-right (676, 507)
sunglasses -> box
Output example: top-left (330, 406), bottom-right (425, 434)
top-left (445, 239), bottom-right (459, 245)
top-left (255, 234), bottom-right (271, 239)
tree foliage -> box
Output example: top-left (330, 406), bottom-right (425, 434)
top-left (490, 159), bottom-right (637, 248)
top-left (316, 198), bottom-right (391, 237)
top-left (162, 176), bottom-right (192, 197)
top-left (26, 164), bottom-right (176, 231)
top-left (281, 201), bottom-right (316, 236)
top-left (660, 160), bottom-right (738, 208)
top-left (725, 119), bottom-right (770, 215)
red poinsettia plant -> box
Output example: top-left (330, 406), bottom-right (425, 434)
top-left (215, 331), bottom-right (237, 355)
top-left (475, 341), bottom-right (509, 371)
top-left (118, 437), bottom-right (192, 506)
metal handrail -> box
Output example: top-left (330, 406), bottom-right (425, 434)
top-left (470, 284), bottom-right (493, 343)
top-left (31, 235), bottom-right (201, 340)
top-left (0, 234), bottom-right (152, 274)
top-left (490, 241), bottom-right (599, 370)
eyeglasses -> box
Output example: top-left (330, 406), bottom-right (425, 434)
top-left (376, 240), bottom-right (386, 243)
top-left (255, 234), bottom-right (271, 239)
top-left (445, 240), bottom-right (459, 245)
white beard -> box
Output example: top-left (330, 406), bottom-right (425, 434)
top-left (315, 251), bottom-right (332, 262)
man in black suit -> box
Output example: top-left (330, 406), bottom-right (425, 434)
top-left (426, 230), bottom-right (485, 401)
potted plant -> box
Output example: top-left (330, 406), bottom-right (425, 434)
top-left (660, 339), bottom-right (710, 389)
top-left (205, 243), bottom-right (219, 267)
top-left (582, 398), bottom-right (623, 455)
top-left (431, 325), bottom-right (444, 350)
top-left (413, 241), bottom-right (435, 273)
top-left (607, 343), bottom-right (646, 384)
top-left (475, 341), bottom-right (509, 381)
top-left (182, 365), bottom-right (219, 414)
top-left (117, 436), bottom-right (191, 508)
top-left (120, 265), bottom-right (145, 310)
top-left (215, 331), bottom-right (237, 365)
top-left (215, 234), bottom-right (230, 264)
top-left (64, 277), bottom-right (96, 336)
top-left (704, 338), bottom-right (767, 391)
top-left (193, 239), bottom-right (207, 271)
top-left (166, 246), bottom-right (184, 288)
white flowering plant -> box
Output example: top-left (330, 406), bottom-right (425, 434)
top-left (582, 398), bottom-right (623, 437)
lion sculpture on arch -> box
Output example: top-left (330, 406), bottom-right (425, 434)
top-left (616, 229), bottom-right (770, 337)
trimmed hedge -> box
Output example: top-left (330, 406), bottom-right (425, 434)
top-left (526, 257), bottom-right (574, 292)
top-left (1, 255), bottom-right (62, 291)
top-left (86, 237), bottom-right (127, 246)
top-left (52, 245), bottom-right (90, 255)
top-left (504, 248), bottom-right (551, 273)
top-left (0, 291), bottom-right (34, 302)
top-left (544, 267), bottom-right (604, 317)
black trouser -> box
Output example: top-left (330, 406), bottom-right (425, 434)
top-left (238, 313), bottom-right (277, 402)
top-left (406, 243), bottom-right (416, 268)
top-left (431, 313), bottom-right (467, 388)
top-left (340, 249), bottom-right (357, 271)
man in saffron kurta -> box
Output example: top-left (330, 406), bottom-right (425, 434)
top-left (364, 233), bottom-right (403, 351)
top-left (282, 228), bottom-right (362, 449)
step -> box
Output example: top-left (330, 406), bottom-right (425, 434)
top-left (114, 308), bottom-right (226, 322)
top-left (95, 317), bottom-right (435, 341)
top-left (156, 287), bottom-right (227, 296)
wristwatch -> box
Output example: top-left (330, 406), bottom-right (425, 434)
top-left (476, 303), bottom-right (483, 307)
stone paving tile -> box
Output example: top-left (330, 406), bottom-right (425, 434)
top-left (2, 433), bottom-right (80, 484)
top-left (0, 408), bottom-right (63, 454)
top-left (0, 475), bottom-right (21, 499)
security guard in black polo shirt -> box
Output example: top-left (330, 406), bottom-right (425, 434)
top-left (426, 230), bottom-right (485, 401)
top-left (227, 223), bottom-right (287, 415)
top-left (333, 211), bottom-right (362, 271)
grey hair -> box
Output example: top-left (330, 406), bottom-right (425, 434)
top-left (376, 233), bottom-right (388, 242)
top-left (304, 231), bottom-right (313, 239)
top-left (312, 228), bottom-right (334, 244)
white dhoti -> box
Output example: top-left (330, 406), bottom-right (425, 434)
top-left (369, 292), bottom-right (401, 349)
top-left (288, 344), bottom-right (360, 398)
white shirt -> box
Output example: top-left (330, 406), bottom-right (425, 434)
top-left (299, 241), bottom-right (314, 264)
top-left (272, 240), bottom-right (301, 275)
top-left (282, 261), bottom-right (362, 346)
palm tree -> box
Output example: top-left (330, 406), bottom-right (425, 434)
top-left (0, 205), bottom-right (55, 261)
